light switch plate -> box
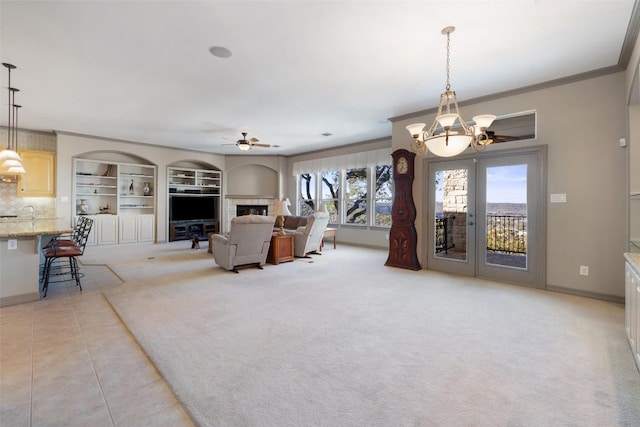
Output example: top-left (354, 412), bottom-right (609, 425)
top-left (7, 239), bottom-right (17, 250)
top-left (550, 193), bottom-right (567, 203)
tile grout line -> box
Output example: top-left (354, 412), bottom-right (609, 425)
top-left (29, 301), bottom-right (34, 427)
top-left (67, 277), bottom-right (117, 426)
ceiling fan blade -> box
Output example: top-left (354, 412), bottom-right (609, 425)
top-left (251, 143), bottom-right (271, 148)
top-left (486, 131), bottom-right (518, 143)
top-left (249, 137), bottom-right (259, 143)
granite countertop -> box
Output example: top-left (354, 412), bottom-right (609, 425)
top-left (0, 218), bottom-right (73, 238)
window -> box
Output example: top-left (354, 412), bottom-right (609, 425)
top-left (345, 168), bottom-right (368, 225)
top-left (320, 170), bottom-right (340, 223)
top-left (299, 173), bottom-right (315, 216)
top-left (374, 165), bottom-right (392, 226)
top-left (292, 147), bottom-right (391, 227)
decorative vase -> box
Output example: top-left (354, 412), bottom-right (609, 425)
top-left (79, 199), bottom-right (88, 215)
top-left (143, 182), bottom-right (151, 195)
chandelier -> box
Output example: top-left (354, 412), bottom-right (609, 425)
top-left (0, 62), bottom-right (25, 177)
top-left (406, 26), bottom-right (496, 157)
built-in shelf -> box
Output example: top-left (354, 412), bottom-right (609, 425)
top-left (168, 167), bottom-right (221, 241)
top-left (74, 158), bottom-right (157, 244)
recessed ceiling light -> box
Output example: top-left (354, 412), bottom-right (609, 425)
top-left (321, 132), bottom-right (333, 137)
top-left (209, 46), bottom-right (232, 58)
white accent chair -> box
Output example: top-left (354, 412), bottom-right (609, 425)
top-left (211, 215), bottom-right (276, 273)
top-left (290, 212), bottom-right (330, 257)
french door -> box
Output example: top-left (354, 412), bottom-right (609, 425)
top-left (426, 147), bottom-right (546, 288)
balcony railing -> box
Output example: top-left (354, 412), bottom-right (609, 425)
top-left (486, 215), bottom-right (527, 254)
top-left (435, 215), bottom-right (527, 255)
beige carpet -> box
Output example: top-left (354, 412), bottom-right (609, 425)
top-left (93, 242), bottom-right (640, 426)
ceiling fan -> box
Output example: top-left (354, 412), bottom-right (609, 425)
top-left (227, 132), bottom-right (271, 151)
top-left (482, 131), bottom-right (521, 145)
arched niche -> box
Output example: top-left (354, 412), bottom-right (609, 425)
top-left (167, 159), bottom-right (221, 171)
top-left (74, 150), bottom-right (155, 166)
top-left (226, 164), bottom-right (278, 197)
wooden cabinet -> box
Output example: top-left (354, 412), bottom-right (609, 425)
top-left (267, 234), bottom-right (295, 265)
top-left (18, 150), bottom-right (55, 197)
top-left (626, 258), bottom-right (640, 373)
top-left (170, 221), bottom-right (218, 241)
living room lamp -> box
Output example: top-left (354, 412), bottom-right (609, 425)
top-left (406, 26), bottom-right (495, 157)
top-left (273, 199), bottom-right (291, 236)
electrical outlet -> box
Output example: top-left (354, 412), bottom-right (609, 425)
top-left (580, 265), bottom-right (589, 276)
top-left (7, 239), bottom-right (17, 250)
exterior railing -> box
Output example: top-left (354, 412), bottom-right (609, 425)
top-left (486, 215), bottom-right (527, 254)
top-left (435, 217), bottom-right (453, 253)
top-left (435, 215), bottom-right (527, 255)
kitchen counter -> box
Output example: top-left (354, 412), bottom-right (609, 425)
top-left (0, 218), bottom-right (74, 306)
top-left (0, 218), bottom-right (73, 238)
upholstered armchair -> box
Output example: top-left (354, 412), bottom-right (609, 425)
top-left (290, 212), bottom-right (330, 257)
top-left (211, 215), bottom-right (276, 272)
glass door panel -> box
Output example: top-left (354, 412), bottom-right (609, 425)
top-left (484, 164), bottom-right (528, 269)
top-left (427, 159), bottom-right (475, 277)
top-left (476, 152), bottom-right (544, 287)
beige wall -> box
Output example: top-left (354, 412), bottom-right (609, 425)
top-left (55, 132), bottom-right (225, 242)
top-left (392, 72), bottom-right (628, 299)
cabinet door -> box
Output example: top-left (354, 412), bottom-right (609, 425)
top-left (118, 216), bottom-right (138, 243)
top-left (18, 151), bottom-right (55, 197)
top-left (137, 215), bottom-right (155, 242)
top-left (98, 215), bottom-right (118, 245)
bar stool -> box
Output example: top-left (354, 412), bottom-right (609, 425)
top-left (41, 218), bottom-right (93, 297)
top-left (43, 216), bottom-right (90, 249)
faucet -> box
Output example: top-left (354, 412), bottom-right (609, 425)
top-left (23, 205), bottom-right (35, 221)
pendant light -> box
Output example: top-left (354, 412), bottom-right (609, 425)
top-left (0, 63), bottom-right (25, 176)
top-left (406, 27), bottom-right (496, 157)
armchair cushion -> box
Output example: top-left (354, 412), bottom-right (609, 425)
top-left (211, 215), bottom-right (276, 272)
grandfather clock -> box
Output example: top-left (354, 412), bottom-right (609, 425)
top-left (385, 149), bottom-right (421, 270)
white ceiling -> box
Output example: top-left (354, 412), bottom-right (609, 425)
top-left (0, 1), bottom-right (637, 156)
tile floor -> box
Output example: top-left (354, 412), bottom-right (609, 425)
top-left (0, 261), bottom-right (194, 426)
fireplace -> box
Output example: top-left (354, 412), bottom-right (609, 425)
top-left (237, 205), bottom-right (268, 216)
top-left (224, 197), bottom-right (278, 233)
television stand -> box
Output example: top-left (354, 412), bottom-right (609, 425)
top-left (170, 221), bottom-right (219, 242)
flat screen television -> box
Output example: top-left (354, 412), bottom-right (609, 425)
top-left (170, 196), bottom-right (217, 222)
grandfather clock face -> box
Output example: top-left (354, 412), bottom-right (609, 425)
top-left (396, 156), bottom-right (408, 175)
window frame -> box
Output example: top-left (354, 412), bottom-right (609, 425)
top-left (295, 163), bottom-right (392, 228)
